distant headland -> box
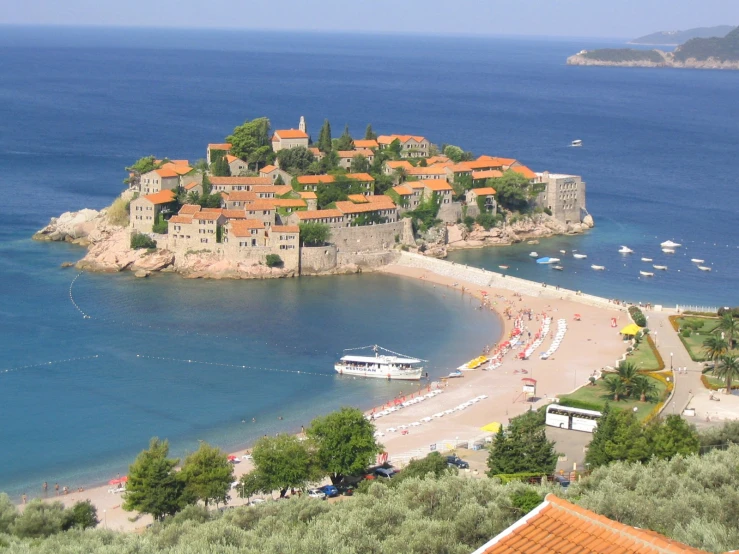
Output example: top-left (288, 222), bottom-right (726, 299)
top-left (568, 25), bottom-right (739, 70)
top-left (628, 25), bottom-right (735, 46)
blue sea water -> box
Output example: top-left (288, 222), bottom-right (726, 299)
top-left (0, 26), bottom-right (737, 496)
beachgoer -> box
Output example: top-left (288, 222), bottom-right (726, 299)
top-left (43, 482), bottom-right (48, 493)
top-left (252, 417), bottom-right (256, 423)
top-left (22, 494), bottom-right (27, 505)
top-left (54, 483), bottom-right (59, 495)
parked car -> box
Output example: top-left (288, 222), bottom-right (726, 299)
top-left (553, 475), bottom-right (570, 489)
top-left (374, 467), bottom-right (396, 479)
top-left (336, 483), bottom-right (354, 496)
top-left (319, 485), bottom-right (339, 498)
top-left (307, 488), bottom-right (327, 499)
top-left (446, 455), bottom-right (469, 469)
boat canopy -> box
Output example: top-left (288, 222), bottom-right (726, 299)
top-left (340, 354), bottom-right (421, 364)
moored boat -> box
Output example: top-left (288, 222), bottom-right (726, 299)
top-left (619, 246), bottom-right (634, 254)
top-left (640, 271), bottom-right (654, 277)
top-left (335, 345), bottom-right (424, 380)
top-left (571, 139), bottom-right (582, 147)
top-left (536, 257), bottom-right (560, 264)
top-left (698, 266), bottom-right (712, 272)
top-left (653, 265), bottom-right (668, 270)
top-left (458, 355), bottom-right (489, 371)
top-left (660, 240), bottom-right (681, 248)
top-left (559, 250), bottom-right (566, 254)
top-left (553, 265), bottom-right (564, 271)
top-left (591, 265), bottom-right (605, 271)
top-left (573, 253), bottom-right (587, 259)
top-left (499, 265), bottom-right (509, 270)
top-left (691, 259), bottom-right (705, 263)
top-left (447, 371), bottom-right (464, 378)
top-left (662, 248), bottom-right (675, 254)
top-left (529, 251), bottom-right (538, 257)
top-left (641, 257), bottom-right (653, 262)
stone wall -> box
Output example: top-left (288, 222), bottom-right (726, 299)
top-left (394, 251), bottom-right (626, 311)
top-left (338, 251), bottom-right (400, 268)
top-left (300, 245), bottom-right (338, 274)
top-left (331, 220), bottom-right (409, 253)
top-left (438, 201), bottom-right (463, 224)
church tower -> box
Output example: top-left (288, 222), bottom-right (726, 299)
top-left (299, 115), bottom-right (306, 135)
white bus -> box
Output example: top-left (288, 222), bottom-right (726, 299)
top-left (545, 404), bottom-right (602, 433)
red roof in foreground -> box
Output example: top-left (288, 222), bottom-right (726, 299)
top-left (143, 189), bottom-right (176, 205)
top-left (473, 494), bottom-right (710, 554)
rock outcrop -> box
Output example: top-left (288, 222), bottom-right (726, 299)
top-left (567, 50), bottom-right (739, 70)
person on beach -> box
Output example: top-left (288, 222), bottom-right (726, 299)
top-left (43, 482), bottom-right (48, 494)
top-left (22, 494), bottom-right (27, 505)
top-left (54, 483), bottom-right (59, 495)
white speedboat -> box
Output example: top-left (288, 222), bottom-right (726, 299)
top-left (691, 259), bottom-right (705, 263)
top-left (641, 257), bottom-right (653, 262)
top-left (529, 252), bottom-right (538, 257)
top-left (640, 271), bottom-right (654, 277)
top-left (573, 253), bottom-right (587, 259)
top-left (662, 248), bottom-right (675, 254)
top-left (571, 139), bottom-right (582, 147)
top-left (591, 265), bottom-right (605, 271)
top-left (698, 266), bottom-right (712, 272)
top-left (559, 250), bottom-right (566, 254)
top-left (335, 345), bottom-right (424, 380)
top-left (553, 265), bottom-right (564, 271)
top-left (536, 257), bottom-right (560, 264)
top-left (653, 265), bottom-right (668, 270)
top-left (619, 246), bottom-right (634, 254)
top-left (498, 265), bottom-right (509, 270)
top-left (660, 240), bottom-right (681, 248)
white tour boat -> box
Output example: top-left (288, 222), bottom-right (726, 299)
top-left (660, 240), bottom-right (681, 248)
top-left (591, 265), bottom-right (605, 271)
top-left (571, 139), bottom-right (583, 147)
top-left (691, 259), bottom-right (705, 263)
top-left (662, 248), bottom-right (675, 254)
top-left (573, 253), bottom-right (587, 259)
top-left (653, 265), bottom-right (668, 270)
top-left (698, 266), bottom-right (712, 272)
top-left (335, 345), bottom-right (425, 380)
top-left (640, 271), bottom-right (654, 277)
top-left (619, 246), bottom-right (634, 254)
top-left (641, 257), bottom-right (653, 262)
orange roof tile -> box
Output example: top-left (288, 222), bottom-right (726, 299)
top-left (153, 168), bottom-right (179, 178)
top-left (294, 209), bottom-right (343, 220)
top-left (269, 199), bottom-right (307, 208)
top-left (229, 219), bottom-right (265, 236)
top-left (245, 201), bottom-right (276, 211)
top-left (425, 155), bottom-right (450, 164)
top-left (353, 139), bottom-right (379, 149)
top-left (338, 149), bottom-right (374, 158)
top-left (309, 147), bottom-right (324, 157)
top-left (227, 191), bottom-right (258, 202)
top-left (475, 494), bottom-right (709, 554)
top-left (179, 204), bottom-right (202, 215)
top-left (224, 155), bottom-right (240, 163)
top-left (347, 194), bottom-right (370, 204)
top-left (222, 209), bottom-right (247, 219)
top-left (419, 179), bottom-right (453, 192)
top-left (260, 165), bottom-right (278, 173)
top-left (201, 207), bottom-right (223, 213)
top-left (346, 173), bottom-right (375, 182)
top-left (271, 225), bottom-right (300, 234)
top-left (377, 134), bottom-right (427, 145)
top-left (272, 129), bottom-right (309, 140)
top-left (392, 185), bottom-right (413, 196)
top-left (335, 200), bottom-right (397, 215)
top-left (160, 162), bottom-right (194, 175)
top-left (142, 189), bottom-right (176, 205)
top-left (184, 182), bottom-right (200, 190)
top-left (298, 191), bottom-right (318, 199)
top-left (510, 165), bottom-right (537, 179)
top-left (169, 215), bottom-right (193, 224)
top-left (478, 155), bottom-right (518, 166)
top-left (208, 143), bottom-right (232, 150)
top-left (192, 211), bottom-right (224, 221)
top-left (470, 187), bottom-right (497, 195)
top-left (407, 165), bottom-right (449, 176)
top-left (385, 160), bottom-right (414, 171)
top-left (297, 175), bottom-right (335, 185)
top-left (446, 163), bottom-right (473, 173)
top-left (472, 170), bottom-right (504, 180)
top-left (210, 176), bottom-right (272, 186)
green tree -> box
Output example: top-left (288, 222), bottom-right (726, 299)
top-left (0, 493), bottom-right (18, 534)
top-left (585, 403), bottom-right (616, 467)
top-left (276, 146), bottom-right (315, 174)
top-left (66, 500), bottom-right (99, 530)
top-left (265, 254), bottom-right (283, 267)
top-left (646, 415), bottom-right (700, 459)
top-left (586, 409), bottom-right (649, 467)
top-left (350, 154), bottom-right (370, 173)
top-left (715, 355), bottom-right (739, 394)
top-left (487, 411), bottom-right (557, 476)
top-left (124, 155), bottom-right (160, 186)
top-left (152, 213), bottom-right (168, 234)
top-left (123, 437), bottom-right (189, 521)
top-left (714, 313), bottom-right (739, 349)
top-left (211, 156), bottom-right (231, 177)
top-left (307, 407), bottom-right (382, 485)
top-left (248, 145), bottom-right (274, 172)
top-left (249, 434), bottom-right (313, 497)
top-left (364, 124), bottom-right (377, 140)
top-left (274, 174), bottom-right (285, 186)
top-left (389, 452), bottom-right (455, 487)
top-left (299, 222), bottom-right (331, 246)
top-left (335, 124), bottom-right (354, 151)
top-left (443, 145), bottom-right (465, 163)
top-left (614, 361), bottom-right (639, 394)
top-left (130, 233), bottom-right (157, 250)
top-left (180, 442), bottom-right (234, 508)
top-left (632, 374), bottom-right (657, 402)
top-left (226, 117), bottom-right (271, 169)
top-left (9, 500), bottom-right (68, 538)
top-left (605, 375), bottom-right (627, 401)
top-left (387, 138), bottom-right (402, 158)
top-left (488, 171), bottom-right (541, 212)
top-left (202, 192), bottom-right (223, 209)
top-left (317, 119), bottom-right (333, 153)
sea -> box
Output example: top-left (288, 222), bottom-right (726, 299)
top-left (0, 26), bottom-right (737, 497)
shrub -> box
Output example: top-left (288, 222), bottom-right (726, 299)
top-left (265, 254), bottom-right (282, 268)
top-left (463, 215), bottom-right (475, 231)
top-left (628, 306), bottom-right (647, 327)
top-left (130, 233), bottom-right (156, 250)
top-left (476, 212), bottom-right (500, 230)
top-left (557, 398), bottom-right (604, 412)
top-left (152, 218), bottom-right (168, 234)
top-left (107, 195), bottom-right (130, 227)
top-left (681, 329), bottom-right (692, 338)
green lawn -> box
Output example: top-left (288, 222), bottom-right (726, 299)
top-left (626, 340), bottom-right (662, 371)
top-left (673, 317), bottom-right (738, 361)
top-left (558, 374), bottom-right (668, 422)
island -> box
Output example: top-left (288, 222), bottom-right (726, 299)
top-left (629, 25), bottom-right (735, 46)
top-left (568, 25), bottom-right (739, 70)
top-left (34, 116), bottom-right (593, 279)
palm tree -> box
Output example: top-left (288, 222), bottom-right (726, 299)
top-left (703, 335), bottom-right (729, 364)
top-left (714, 314), bottom-right (739, 350)
top-left (605, 376), bottom-right (627, 402)
top-left (715, 355), bottom-right (739, 395)
top-left (632, 375), bottom-right (657, 402)
top-left (615, 361), bottom-right (639, 393)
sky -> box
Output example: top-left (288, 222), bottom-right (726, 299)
top-left (2, 0), bottom-right (738, 39)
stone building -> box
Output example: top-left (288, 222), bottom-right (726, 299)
top-left (465, 187), bottom-right (497, 215)
top-left (140, 168), bottom-right (180, 195)
top-left (206, 143), bottom-right (232, 164)
top-left (534, 171), bottom-right (587, 225)
top-left (377, 135), bottom-right (430, 158)
top-left (271, 129), bottom-right (309, 152)
top-left (225, 155), bottom-right (249, 176)
top-left (129, 190), bottom-right (176, 233)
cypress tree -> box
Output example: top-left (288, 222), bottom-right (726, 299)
top-left (318, 119), bottom-right (332, 153)
top-left (364, 124), bottom-right (377, 140)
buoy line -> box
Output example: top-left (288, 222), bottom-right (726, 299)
top-left (135, 354), bottom-right (332, 378)
top-left (69, 272), bottom-right (91, 318)
top-left (0, 354), bottom-right (100, 376)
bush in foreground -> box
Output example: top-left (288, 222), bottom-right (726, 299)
top-left (130, 233), bottom-right (157, 250)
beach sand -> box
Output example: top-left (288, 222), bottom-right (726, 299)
top-left (22, 262), bottom-right (628, 532)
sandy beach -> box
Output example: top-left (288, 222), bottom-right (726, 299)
top-left (20, 261), bottom-right (628, 532)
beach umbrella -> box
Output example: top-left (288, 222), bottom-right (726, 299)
top-left (620, 323), bottom-right (641, 336)
top-left (227, 455), bottom-right (237, 461)
top-left (481, 422), bottom-right (501, 433)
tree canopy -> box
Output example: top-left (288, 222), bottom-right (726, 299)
top-left (298, 222), bottom-right (331, 247)
top-left (180, 442), bottom-right (234, 507)
top-left (211, 156), bottom-right (231, 177)
top-left (335, 124), bottom-right (354, 151)
top-left (442, 144), bottom-right (473, 163)
top-left (364, 124), bottom-right (377, 140)
top-left (488, 170), bottom-right (543, 212)
top-left (487, 410), bottom-right (558, 476)
top-left (276, 146), bottom-right (315, 175)
top-left (226, 117), bottom-right (271, 168)
top-left (317, 119), bottom-right (332, 153)
top-left (350, 154), bottom-right (370, 173)
top-left (307, 407), bottom-right (381, 484)
top-left (246, 434), bottom-right (314, 497)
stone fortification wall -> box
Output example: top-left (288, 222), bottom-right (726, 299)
top-left (338, 251), bottom-right (399, 268)
top-left (300, 245), bottom-right (338, 274)
top-left (395, 251), bottom-right (625, 311)
top-left (331, 220), bottom-right (408, 253)
top-left (437, 202), bottom-right (463, 224)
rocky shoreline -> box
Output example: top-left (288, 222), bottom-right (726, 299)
top-left (33, 207), bottom-right (594, 279)
top-left (567, 51), bottom-right (739, 70)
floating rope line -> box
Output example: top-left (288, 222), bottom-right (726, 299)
top-left (0, 355), bottom-right (100, 375)
top-left (135, 354), bottom-right (332, 378)
top-left (69, 272), bottom-right (91, 318)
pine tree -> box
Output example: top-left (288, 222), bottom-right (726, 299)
top-left (364, 124), bottom-right (377, 140)
top-left (335, 124), bottom-right (354, 151)
top-left (317, 119), bottom-right (333, 153)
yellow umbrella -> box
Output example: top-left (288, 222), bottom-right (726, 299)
top-left (481, 422), bottom-right (501, 433)
top-left (620, 323), bottom-right (641, 336)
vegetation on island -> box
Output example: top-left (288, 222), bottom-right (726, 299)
top-left (487, 410), bottom-right (558, 477)
top-left (674, 26), bottom-right (739, 62)
top-left (226, 117), bottom-right (273, 171)
top-left (581, 48), bottom-right (665, 63)
top-left (298, 222), bottom-right (330, 246)
top-left (130, 233), bottom-right (157, 250)
top-left (630, 25), bottom-right (735, 45)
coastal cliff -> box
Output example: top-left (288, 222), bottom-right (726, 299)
top-left (567, 50), bottom-right (739, 70)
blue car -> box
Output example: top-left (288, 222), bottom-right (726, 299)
top-left (319, 485), bottom-right (339, 498)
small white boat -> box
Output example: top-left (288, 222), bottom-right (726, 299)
top-left (653, 265), bottom-right (668, 270)
top-left (640, 271), bottom-right (654, 277)
top-left (573, 253), bottom-right (587, 259)
top-left (698, 266), bottom-right (712, 272)
top-left (619, 246), bottom-right (634, 254)
top-left (536, 257), bottom-right (560, 264)
top-left (553, 265), bottom-right (564, 271)
top-left (559, 250), bottom-right (566, 254)
top-left (571, 139), bottom-right (582, 147)
top-left (662, 248), bottom-right (675, 254)
top-left (691, 259), bottom-right (705, 263)
top-left (447, 371), bottom-right (464, 378)
top-left (641, 257), bottom-right (653, 262)
top-left (591, 265), bottom-right (605, 271)
top-left (498, 265), bottom-right (509, 270)
top-left (529, 252), bottom-right (538, 257)
top-left (660, 240), bottom-right (681, 248)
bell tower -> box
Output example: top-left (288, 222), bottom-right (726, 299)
top-left (299, 115), bottom-right (306, 134)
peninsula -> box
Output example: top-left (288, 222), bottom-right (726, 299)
top-left (34, 116), bottom-right (593, 279)
top-left (568, 25), bottom-right (739, 70)
top-left (629, 25), bottom-right (734, 46)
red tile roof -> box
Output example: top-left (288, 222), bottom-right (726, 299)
top-left (353, 139), bottom-right (379, 149)
top-left (272, 225), bottom-right (300, 233)
top-left (338, 149), bottom-right (374, 158)
top-left (160, 162), bottom-right (194, 175)
top-left (385, 160), bottom-right (414, 171)
top-left (192, 211), bottom-right (224, 221)
top-left (210, 176), bottom-right (272, 186)
top-left (377, 134), bottom-right (427, 145)
top-left (227, 191), bottom-right (258, 202)
top-left (347, 194), bottom-right (370, 204)
top-left (407, 165), bottom-right (449, 176)
top-left (222, 209), bottom-right (247, 219)
top-left (335, 199), bottom-right (396, 214)
top-left (178, 204), bottom-right (202, 215)
top-left (260, 165), bottom-right (278, 173)
top-left (297, 175), bottom-right (335, 185)
top-left (245, 201), bottom-right (277, 211)
top-left (208, 143), bottom-right (232, 150)
top-left (169, 215), bottom-right (193, 224)
top-left (269, 199), bottom-right (307, 208)
top-left (475, 494), bottom-right (709, 554)
top-left (470, 187), bottom-right (497, 195)
top-left (510, 165), bottom-right (537, 179)
top-left (224, 155), bottom-right (241, 163)
top-left (392, 185), bottom-right (413, 196)
top-left (425, 155), bottom-right (450, 164)
top-left (272, 129), bottom-right (309, 140)
top-left (229, 219), bottom-right (265, 236)
top-left (142, 190), bottom-right (176, 205)
top-left (153, 168), bottom-right (180, 178)
top-left (418, 179), bottom-right (453, 192)
top-left (298, 191), bottom-right (318, 199)
top-left (346, 172), bottom-right (375, 182)
top-left (294, 209), bottom-right (343, 220)
top-left (184, 182), bottom-right (200, 190)
top-left (472, 170), bottom-right (504, 180)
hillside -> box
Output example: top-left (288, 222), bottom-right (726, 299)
top-left (674, 25), bottom-right (739, 61)
top-left (630, 25), bottom-right (734, 45)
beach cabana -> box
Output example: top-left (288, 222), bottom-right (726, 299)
top-left (620, 323), bottom-right (641, 337)
top-left (481, 422), bottom-right (501, 433)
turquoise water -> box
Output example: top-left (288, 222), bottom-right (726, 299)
top-left (1, 26), bottom-right (737, 495)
